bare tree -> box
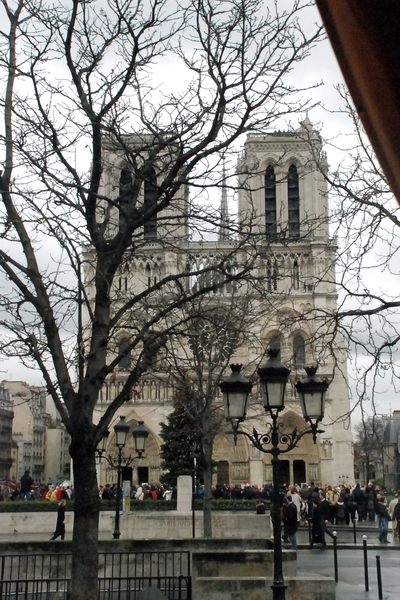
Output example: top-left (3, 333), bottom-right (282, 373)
top-left (353, 415), bottom-right (388, 485)
top-left (307, 91), bottom-right (400, 418)
top-left (0, 1), bottom-right (323, 597)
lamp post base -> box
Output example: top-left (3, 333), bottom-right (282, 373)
top-left (270, 582), bottom-right (287, 600)
top-left (112, 532), bottom-right (121, 539)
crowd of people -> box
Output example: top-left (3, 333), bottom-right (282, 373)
top-left (0, 470), bottom-right (74, 502)
top-left (204, 479), bottom-right (400, 550)
top-left (252, 481), bottom-right (400, 549)
top-left (99, 482), bottom-right (174, 501)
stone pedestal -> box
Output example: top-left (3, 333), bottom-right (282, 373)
top-left (177, 475), bottom-right (192, 512)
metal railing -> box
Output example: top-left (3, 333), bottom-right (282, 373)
top-left (0, 551), bottom-right (191, 599)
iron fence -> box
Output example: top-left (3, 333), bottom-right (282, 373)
top-left (0, 551), bottom-right (191, 599)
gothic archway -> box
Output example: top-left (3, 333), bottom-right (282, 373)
top-left (213, 428), bottom-right (251, 484)
top-left (102, 418), bottom-right (161, 485)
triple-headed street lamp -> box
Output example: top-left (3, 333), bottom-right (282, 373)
top-left (97, 416), bottom-right (149, 539)
top-left (219, 349), bottom-right (330, 600)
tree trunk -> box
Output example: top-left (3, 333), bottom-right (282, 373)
top-left (203, 441), bottom-right (213, 537)
top-left (68, 431), bottom-right (100, 600)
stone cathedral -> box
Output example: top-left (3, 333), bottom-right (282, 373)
top-left (92, 120), bottom-right (354, 488)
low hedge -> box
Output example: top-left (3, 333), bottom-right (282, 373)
top-left (0, 498), bottom-right (268, 513)
top-left (0, 500), bottom-right (75, 512)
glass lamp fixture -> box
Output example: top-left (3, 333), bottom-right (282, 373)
top-left (295, 365), bottom-right (330, 424)
top-left (113, 415), bottom-right (130, 447)
top-left (219, 364), bottom-right (253, 422)
top-left (132, 420), bottom-right (150, 457)
top-left (257, 349), bottom-right (291, 413)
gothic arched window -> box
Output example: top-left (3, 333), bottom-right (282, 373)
top-left (287, 164), bottom-right (300, 238)
top-left (118, 338), bottom-right (131, 370)
top-left (265, 166), bottom-right (277, 237)
top-left (119, 169), bottom-right (133, 231)
top-left (291, 259), bottom-right (300, 290)
top-left (143, 168), bottom-right (158, 239)
top-left (266, 260), bottom-right (278, 292)
top-left (293, 334), bottom-right (305, 367)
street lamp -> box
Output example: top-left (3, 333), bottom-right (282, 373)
top-left (219, 350), bottom-right (330, 600)
top-left (96, 416), bottom-right (149, 539)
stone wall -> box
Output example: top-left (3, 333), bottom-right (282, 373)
top-left (0, 510), bottom-right (271, 539)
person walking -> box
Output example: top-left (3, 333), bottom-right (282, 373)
top-left (308, 499), bottom-right (326, 549)
top-left (353, 483), bottom-right (366, 521)
top-left (365, 484), bottom-right (376, 521)
top-left (290, 487), bottom-right (304, 525)
top-left (50, 499), bottom-right (67, 540)
top-left (319, 491), bottom-right (335, 542)
top-left (342, 486), bottom-right (355, 524)
top-left (283, 495), bottom-right (298, 550)
top-left (20, 470), bottom-right (33, 501)
top-left (376, 494), bottom-right (390, 543)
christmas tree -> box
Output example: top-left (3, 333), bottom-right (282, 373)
top-left (159, 403), bottom-right (205, 488)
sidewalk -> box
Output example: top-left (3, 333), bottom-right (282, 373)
top-left (294, 519), bottom-right (399, 549)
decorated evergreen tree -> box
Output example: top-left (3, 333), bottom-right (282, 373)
top-left (159, 403), bottom-right (205, 488)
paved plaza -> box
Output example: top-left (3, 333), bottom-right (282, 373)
top-left (293, 523), bottom-right (399, 600)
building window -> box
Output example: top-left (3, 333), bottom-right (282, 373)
top-left (291, 259), bottom-right (300, 290)
top-left (143, 168), bottom-right (158, 239)
top-left (287, 164), bottom-right (300, 238)
top-left (265, 166), bottom-right (277, 237)
top-left (118, 338), bottom-right (131, 370)
top-left (119, 169), bottom-right (133, 231)
top-left (293, 334), bottom-right (305, 367)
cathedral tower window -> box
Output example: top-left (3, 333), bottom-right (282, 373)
top-left (143, 168), bottom-right (158, 239)
top-left (288, 164), bottom-right (300, 238)
top-left (291, 259), bottom-right (300, 290)
top-left (119, 169), bottom-right (133, 231)
top-left (266, 260), bottom-right (278, 292)
top-left (265, 166), bottom-right (277, 237)
top-left (293, 334), bottom-right (305, 367)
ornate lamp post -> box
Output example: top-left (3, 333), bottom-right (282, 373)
top-left (219, 350), bottom-right (330, 600)
top-left (97, 416), bottom-right (149, 539)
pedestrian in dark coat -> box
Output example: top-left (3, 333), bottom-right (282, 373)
top-left (319, 492), bottom-right (335, 540)
top-left (342, 487), bottom-right (355, 524)
top-left (376, 495), bottom-right (390, 543)
top-left (20, 470), bottom-right (33, 500)
top-left (283, 495), bottom-right (298, 550)
top-left (308, 500), bottom-right (326, 549)
top-left (353, 483), bottom-right (366, 521)
top-left (50, 499), bottom-right (66, 540)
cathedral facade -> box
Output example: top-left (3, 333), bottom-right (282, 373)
top-left (91, 123), bottom-right (354, 489)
